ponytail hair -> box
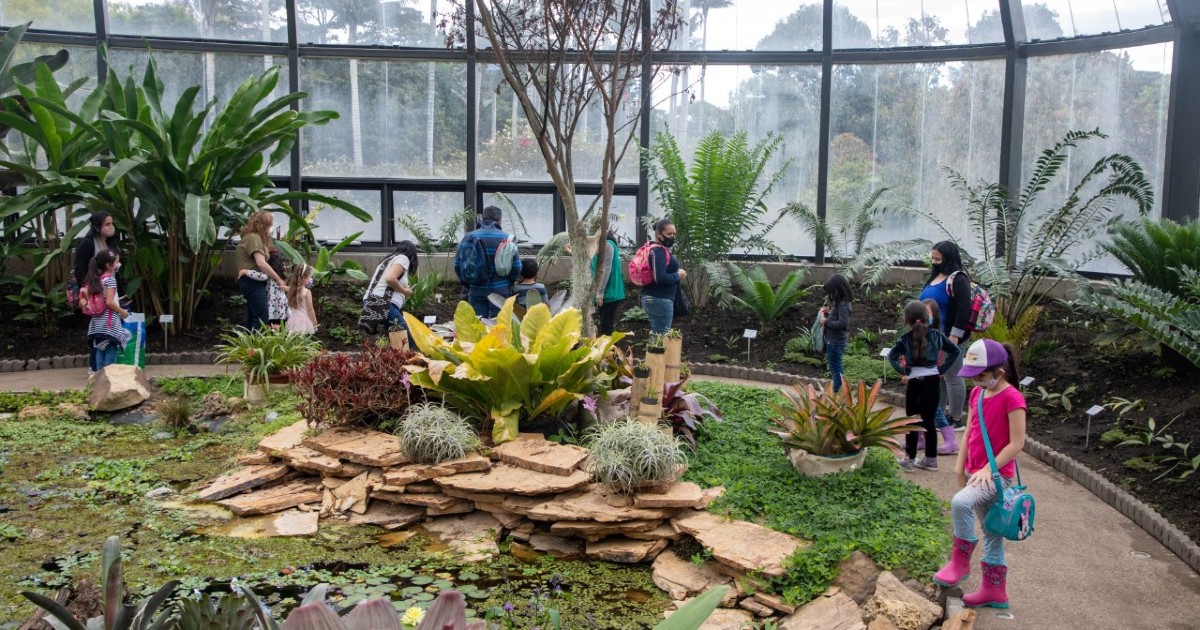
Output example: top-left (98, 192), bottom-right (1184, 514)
top-left (999, 342), bottom-right (1020, 386)
top-left (287, 263), bottom-right (312, 309)
top-left (85, 248), bottom-right (120, 296)
top-left (903, 300), bottom-right (929, 360)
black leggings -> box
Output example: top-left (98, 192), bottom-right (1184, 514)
top-left (905, 375), bottom-right (940, 459)
top-left (239, 276), bottom-right (269, 331)
top-left (597, 298), bottom-right (624, 336)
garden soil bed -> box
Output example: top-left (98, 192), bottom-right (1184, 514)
top-left (6, 278), bottom-right (1198, 545)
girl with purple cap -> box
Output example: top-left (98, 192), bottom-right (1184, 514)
top-left (934, 338), bottom-right (1027, 610)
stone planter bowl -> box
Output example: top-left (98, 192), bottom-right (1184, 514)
top-left (785, 447), bottom-right (868, 477)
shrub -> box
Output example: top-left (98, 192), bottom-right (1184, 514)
top-left (720, 264), bottom-right (811, 331)
top-left (1103, 217), bottom-right (1200, 291)
top-left (158, 396), bottom-right (193, 431)
top-left (288, 343), bottom-right (422, 428)
top-left (1076, 266), bottom-right (1200, 369)
top-left (587, 418), bottom-right (687, 495)
top-left (405, 298), bottom-right (623, 443)
top-left (397, 404), bottom-right (480, 464)
top-left (661, 377), bottom-right (722, 447)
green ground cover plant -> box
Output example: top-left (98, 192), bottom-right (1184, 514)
top-left (684, 381), bottom-right (949, 604)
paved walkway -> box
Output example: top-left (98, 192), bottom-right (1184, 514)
top-left (2, 367), bottom-right (1198, 629)
top-left (694, 375), bottom-right (1200, 630)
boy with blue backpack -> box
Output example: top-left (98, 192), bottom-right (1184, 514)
top-left (455, 205), bottom-right (521, 318)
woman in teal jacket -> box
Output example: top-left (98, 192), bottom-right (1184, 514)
top-left (591, 230), bottom-right (626, 335)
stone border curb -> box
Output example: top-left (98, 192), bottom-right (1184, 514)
top-left (686, 361), bottom-right (1200, 575)
top-left (0, 352), bottom-right (220, 373)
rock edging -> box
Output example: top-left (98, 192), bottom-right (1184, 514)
top-left (687, 361), bottom-right (1200, 575)
top-left (0, 351), bottom-right (221, 373)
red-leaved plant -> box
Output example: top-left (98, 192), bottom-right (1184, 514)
top-left (287, 342), bottom-right (423, 428)
top-left (661, 377), bottom-right (722, 447)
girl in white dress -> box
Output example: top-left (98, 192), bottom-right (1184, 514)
top-left (285, 263), bottom-right (318, 334)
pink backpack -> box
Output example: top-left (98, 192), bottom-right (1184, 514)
top-left (628, 241), bottom-right (668, 287)
top-left (80, 288), bottom-right (107, 316)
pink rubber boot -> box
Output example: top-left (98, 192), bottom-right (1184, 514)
top-left (916, 431), bottom-right (926, 452)
top-left (963, 562), bottom-right (1009, 609)
top-left (937, 425), bottom-right (959, 455)
top-left (932, 537), bottom-right (977, 587)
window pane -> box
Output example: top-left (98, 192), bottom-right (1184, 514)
top-left (665, 0), bottom-right (822, 52)
top-left (651, 64), bottom-right (822, 257)
top-left (1022, 43), bottom-right (1172, 273)
top-left (300, 58), bottom-right (466, 178)
top-left (1025, 0), bottom-right (1169, 39)
top-left (297, 0), bottom-right (454, 46)
top-left (828, 60), bottom-right (1005, 259)
top-left (1, 0), bottom-right (94, 33)
top-left (108, 0), bottom-right (288, 41)
top-left (483, 192), bottom-right (553, 245)
top-left (307, 189), bottom-right (381, 243)
top-left (393, 190), bottom-right (468, 245)
top-left (476, 64), bottom-right (639, 183)
top-left (834, 0), bottom-right (1004, 48)
top-left (12, 42), bottom-right (97, 98)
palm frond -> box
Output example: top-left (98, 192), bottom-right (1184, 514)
top-left (1076, 278), bottom-right (1200, 368)
top-left (844, 239), bottom-right (933, 287)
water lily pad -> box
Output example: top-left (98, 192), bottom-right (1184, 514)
top-left (411, 576), bottom-right (434, 585)
top-left (433, 579), bottom-right (454, 590)
top-left (402, 586), bottom-right (425, 596)
top-left (458, 571), bottom-right (480, 581)
top-left (413, 592), bottom-right (435, 602)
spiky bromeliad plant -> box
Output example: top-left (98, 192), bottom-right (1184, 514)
top-left (846, 129), bottom-right (1154, 326)
top-left (661, 376), bottom-right (723, 447)
top-left (587, 418), bottom-right (688, 495)
top-left (403, 298), bottom-right (623, 444)
top-left (772, 379), bottom-right (920, 456)
top-left (214, 328), bottom-right (322, 386)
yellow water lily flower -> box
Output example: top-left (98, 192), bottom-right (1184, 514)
top-left (401, 607), bottom-right (425, 627)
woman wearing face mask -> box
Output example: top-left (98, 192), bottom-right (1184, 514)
top-left (73, 212), bottom-right (119, 296)
top-left (919, 241), bottom-right (973, 430)
top-left (934, 339), bottom-right (1026, 610)
top-left (639, 219), bottom-right (686, 335)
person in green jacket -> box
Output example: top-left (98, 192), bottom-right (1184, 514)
top-left (591, 230), bottom-right (626, 335)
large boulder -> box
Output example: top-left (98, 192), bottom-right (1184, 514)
top-left (671, 510), bottom-right (809, 578)
top-left (652, 551), bottom-right (732, 600)
top-left (87, 364), bottom-right (150, 412)
top-left (832, 550), bottom-right (883, 604)
top-left (778, 591), bottom-right (865, 630)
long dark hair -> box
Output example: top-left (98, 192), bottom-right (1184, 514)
top-left (993, 343), bottom-right (1021, 387)
top-left (84, 248), bottom-right (120, 296)
top-left (903, 300), bottom-right (930, 360)
top-left (394, 240), bottom-right (420, 277)
top-left (824, 273), bottom-right (852, 305)
top-left (88, 211), bottom-right (112, 239)
top-left (929, 241), bottom-right (965, 282)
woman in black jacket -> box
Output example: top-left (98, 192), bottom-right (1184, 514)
top-left (73, 212), bottom-right (117, 290)
top-left (918, 241), bottom-right (973, 428)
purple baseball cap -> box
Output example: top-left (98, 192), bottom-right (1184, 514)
top-left (958, 339), bottom-right (1009, 378)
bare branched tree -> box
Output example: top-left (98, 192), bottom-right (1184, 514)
top-left (445, 0), bottom-right (685, 331)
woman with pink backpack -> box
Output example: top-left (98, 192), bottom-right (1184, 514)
top-left (630, 219), bottom-right (686, 335)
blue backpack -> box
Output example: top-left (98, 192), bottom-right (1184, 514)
top-left (456, 232), bottom-right (491, 285)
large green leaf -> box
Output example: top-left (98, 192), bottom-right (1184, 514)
top-left (184, 193), bottom-right (214, 254)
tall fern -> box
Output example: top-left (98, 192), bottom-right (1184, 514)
top-left (644, 129), bottom-right (791, 306)
top-left (847, 130), bottom-right (1153, 328)
top-left (786, 187), bottom-right (900, 265)
top-left (725, 263), bottom-right (811, 331)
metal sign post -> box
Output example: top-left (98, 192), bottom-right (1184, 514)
top-left (743, 329), bottom-right (757, 362)
top-left (160, 314), bottom-right (174, 353)
top-left (1085, 405), bottom-right (1104, 448)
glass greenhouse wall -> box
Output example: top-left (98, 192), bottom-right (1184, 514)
top-left (1, 0), bottom-right (1196, 264)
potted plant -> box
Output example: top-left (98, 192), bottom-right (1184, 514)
top-left (771, 379), bottom-right (919, 476)
top-left (662, 329), bottom-right (683, 383)
top-left (215, 328), bottom-right (322, 403)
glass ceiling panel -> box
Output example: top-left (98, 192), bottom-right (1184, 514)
top-left (1023, 0), bottom-right (1170, 40)
top-left (833, 0), bottom-right (1004, 48)
top-left (663, 0), bottom-right (823, 52)
top-left (297, 0), bottom-right (454, 47)
top-left (0, 0), bottom-right (94, 33)
top-left (108, 0), bottom-right (289, 42)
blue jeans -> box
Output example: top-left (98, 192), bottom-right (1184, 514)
top-left (467, 293), bottom-right (495, 318)
top-left (91, 344), bottom-right (117, 371)
top-left (238, 276), bottom-right (269, 331)
top-left (826, 342), bottom-right (846, 392)
top-left (935, 405), bottom-right (950, 428)
top-left (951, 476), bottom-right (1013, 565)
top-left (387, 304), bottom-right (409, 332)
top-left (640, 294), bottom-right (674, 335)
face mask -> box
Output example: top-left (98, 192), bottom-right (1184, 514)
top-left (931, 262), bottom-right (943, 275)
top-left (305, 278), bottom-right (314, 288)
top-left (661, 236), bottom-right (676, 248)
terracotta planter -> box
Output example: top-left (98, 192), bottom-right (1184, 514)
top-left (786, 447), bottom-right (868, 477)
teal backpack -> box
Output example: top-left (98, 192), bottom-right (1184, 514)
top-left (977, 395), bottom-right (1036, 541)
